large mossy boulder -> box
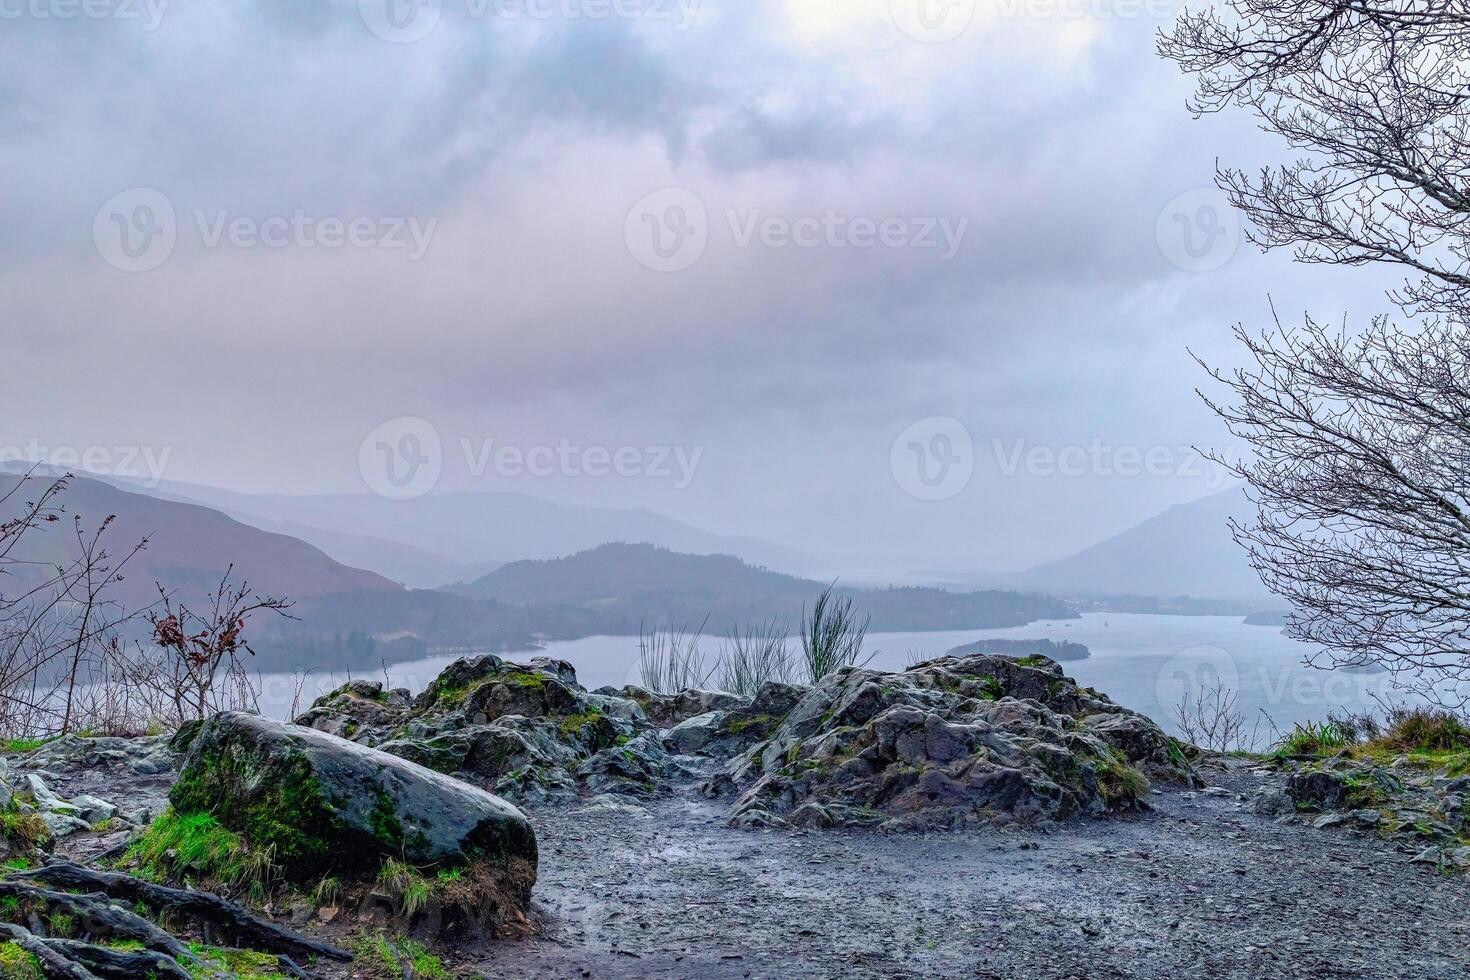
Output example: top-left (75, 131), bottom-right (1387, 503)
top-left (171, 713), bottom-right (538, 902)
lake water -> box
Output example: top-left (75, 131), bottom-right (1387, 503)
top-left (251, 613), bottom-right (1406, 746)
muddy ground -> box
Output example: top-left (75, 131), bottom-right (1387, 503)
top-left (470, 760), bottom-right (1470, 980)
top-left (16, 740), bottom-right (1470, 979)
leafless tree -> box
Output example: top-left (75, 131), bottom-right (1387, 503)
top-left (1, 471), bottom-right (294, 735)
top-left (1173, 680), bottom-right (1266, 752)
top-left (0, 471), bottom-right (150, 735)
top-left (1162, 4), bottom-right (1470, 699)
top-left (126, 570), bottom-right (294, 724)
top-left (1160, 3), bottom-right (1470, 321)
top-left (1197, 320), bottom-right (1470, 694)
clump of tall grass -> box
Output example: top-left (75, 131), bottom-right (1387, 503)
top-left (1371, 705), bottom-right (1470, 753)
top-left (1272, 721), bottom-right (1351, 758)
top-left (717, 619), bottom-right (794, 697)
top-left (1272, 705), bottom-right (1470, 760)
top-left (799, 584), bottom-right (872, 684)
top-left (638, 619), bottom-right (714, 694)
top-left (126, 809), bottom-right (276, 899)
top-left (378, 859), bottom-right (433, 917)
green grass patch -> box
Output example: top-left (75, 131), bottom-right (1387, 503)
top-left (2, 738), bottom-right (55, 755)
top-left (185, 942), bottom-right (287, 979)
top-left (1272, 721), bottom-right (1350, 758)
top-left (352, 932), bottom-right (450, 980)
top-left (0, 810), bottom-right (51, 853)
top-left (1092, 749), bottom-right (1150, 806)
top-left (378, 859), bottom-right (433, 917)
top-left (126, 809), bottom-right (276, 897)
top-left (978, 676), bottom-right (1005, 701)
top-left (558, 710), bottom-right (604, 736)
top-left (0, 941), bottom-right (42, 980)
top-left (724, 714), bottom-right (778, 736)
top-left (1370, 709), bottom-right (1470, 754)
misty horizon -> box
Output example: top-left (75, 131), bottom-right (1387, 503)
top-left (0, 1), bottom-right (1404, 578)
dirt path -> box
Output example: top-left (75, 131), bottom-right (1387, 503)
top-left (471, 761), bottom-right (1470, 980)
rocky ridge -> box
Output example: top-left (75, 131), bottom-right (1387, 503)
top-left (1255, 751), bottom-right (1470, 871)
top-left (294, 651), bottom-right (1192, 831)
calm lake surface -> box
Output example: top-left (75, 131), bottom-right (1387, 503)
top-left (254, 613), bottom-right (1402, 745)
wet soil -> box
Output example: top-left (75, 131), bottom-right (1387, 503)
top-left (469, 761), bottom-right (1470, 980)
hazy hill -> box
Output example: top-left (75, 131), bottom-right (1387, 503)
top-left (0, 472), bottom-right (399, 609)
top-left (114, 478), bottom-right (811, 582)
top-left (1014, 487), bottom-right (1271, 601)
top-left (456, 542), bottom-right (807, 605)
top-left (0, 471), bottom-right (545, 669)
top-left (457, 543), bottom-right (1075, 632)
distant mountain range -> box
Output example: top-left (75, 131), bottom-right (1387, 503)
top-left (457, 542), bottom-right (1077, 632)
top-left (1010, 487), bottom-right (1273, 603)
top-left (0, 471), bottom-right (398, 609)
top-left (104, 476), bottom-right (811, 588)
top-left (0, 471), bottom-right (551, 668)
top-left (0, 474), bottom-right (1075, 669)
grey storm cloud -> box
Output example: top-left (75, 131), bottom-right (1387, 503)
top-left (0, 0), bottom-right (1406, 572)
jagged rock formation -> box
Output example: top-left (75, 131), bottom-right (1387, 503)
top-left (297, 651), bottom-right (1190, 834)
top-left (709, 653), bottom-right (1192, 830)
top-left (293, 654), bottom-right (794, 804)
top-left (1257, 754), bottom-right (1470, 871)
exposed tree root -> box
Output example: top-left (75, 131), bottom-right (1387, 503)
top-left (7, 862), bottom-right (351, 962)
top-left (0, 869), bottom-right (346, 979)
top-left (0, 922), bottom-right (102, 980)
top-left (0, 881), bottom-right (191, 959)
top-left (42, 939), bottom-right (191, 980)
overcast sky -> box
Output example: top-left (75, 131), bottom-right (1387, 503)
top-left (0, 0), bottom-right (1402, 575)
